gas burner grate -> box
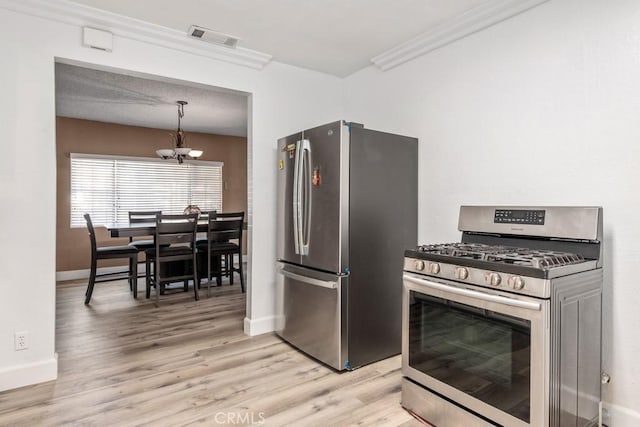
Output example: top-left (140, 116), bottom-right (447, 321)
top-left (417, 243), bottom-right (497, 257)
top-left (415, 243), bottom-right (585, 270)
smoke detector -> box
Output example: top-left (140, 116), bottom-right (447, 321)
top-left (187, 25), bottom-right (240, 48)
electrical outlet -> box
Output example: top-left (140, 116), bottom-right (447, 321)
top-left (14, 331), bottom-right (28, 351)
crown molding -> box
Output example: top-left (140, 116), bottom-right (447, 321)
top-left (371, 0), bottom-right (549, 72)
top-left (0, 0), bottom-right (272, 70)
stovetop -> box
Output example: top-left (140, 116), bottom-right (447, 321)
top-left (416, 242), bottom-right (585, 269)
top-left (405, 242), bottom-right (595, 280)
top-left (403, 207), bottom-right (602, 297)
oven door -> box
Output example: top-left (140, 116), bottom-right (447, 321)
top-left (402, 273), bottom-right (549, 427)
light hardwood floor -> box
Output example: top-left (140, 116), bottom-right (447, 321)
top-left (0, 278), bottom-right (422, 426)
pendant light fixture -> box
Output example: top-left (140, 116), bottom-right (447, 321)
top-left (156, 101), bottom-right (203, 164)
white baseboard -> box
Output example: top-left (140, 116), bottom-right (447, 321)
top-left (603, 402), bottom-right (640, 427)
top-left (244, 316), bottom-right (276, 336)
top-left (0, 354), bottom-right (58, 392)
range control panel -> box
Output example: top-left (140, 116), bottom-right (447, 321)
top-left (494, 209), bottom-right (545, 225)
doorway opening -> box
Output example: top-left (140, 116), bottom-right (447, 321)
top-left (53, 58), bottom-right (252, 349)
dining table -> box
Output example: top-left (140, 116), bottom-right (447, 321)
top-left (105, 220), bottom-right (247, 238)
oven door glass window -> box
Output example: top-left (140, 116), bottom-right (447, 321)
top-left (409, 292), bottom-right (531, 423)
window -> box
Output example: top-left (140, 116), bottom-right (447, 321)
top-left (70, 153), bottom-right (223, 227)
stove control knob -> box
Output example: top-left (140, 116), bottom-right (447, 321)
top-left (429, 263), bottom-right (441, 274)
top-left (414, 260), bottom-right (426, 271)
top-left (509, 276), bottom-right (525, 290)
top-left (484, 272), bottom-right (502, 286)
top-left (455, 267), bottom-right (469, 280)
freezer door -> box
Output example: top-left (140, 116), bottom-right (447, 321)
top-left (276, 263), bottom-right (348, 370)
top-left (277, 132), bottom-right (303, 265)
top-left (299, 121), bottom-right (345, 273)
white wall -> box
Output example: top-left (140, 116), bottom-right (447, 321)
top-left (0, 6), bottom-right (342, 391)
top-left (4, 0), bottom-right (640, 423)
top-left (345, 0), bottom-right (640, 424)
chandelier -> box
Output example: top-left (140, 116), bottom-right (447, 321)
top-left (156, 101), bottom-right (203, 164)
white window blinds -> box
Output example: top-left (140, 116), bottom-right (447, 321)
top-left (70, 154), bottom-right (223, 227)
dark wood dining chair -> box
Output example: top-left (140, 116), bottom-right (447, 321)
top-left (145, 213), bottom-right (199, 302)
top-left (195, 210), bottom-right (216, 243)
top-left (214, 212), bottom-right (246, 284)
top-left (127, 211), bottom-right (162, 291)
top-left (83, 213), bottom-right (138, 305)
top-left (197, 211), bottom-right (245, 296)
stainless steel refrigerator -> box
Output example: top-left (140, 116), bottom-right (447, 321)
top-left (275, 120), bottom-right (417, 371)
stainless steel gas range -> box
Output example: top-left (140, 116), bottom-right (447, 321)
top-left (401, 206), bottom-right (603, 427)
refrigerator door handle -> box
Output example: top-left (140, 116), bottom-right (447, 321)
top-left (300, 139), bottom-right (311, 256)
top-left (292, 139), bottom-right (303, 255)
top-left (279, 268), bottom-right (338, 289)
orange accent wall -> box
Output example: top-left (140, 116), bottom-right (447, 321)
top-left (56, 117), bottom-right (247, 273)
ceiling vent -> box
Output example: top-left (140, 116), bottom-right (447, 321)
top-left (187, 25), bottom-right (240, 48)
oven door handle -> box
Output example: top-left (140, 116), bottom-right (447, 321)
top-left (403, 274), bottom-right (542, 311)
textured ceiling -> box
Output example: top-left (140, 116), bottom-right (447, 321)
top-left (55, 63), bottom-right (248, 136)
top-left (67, 0), bottom-right (490, 77)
